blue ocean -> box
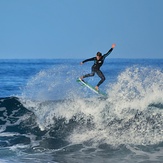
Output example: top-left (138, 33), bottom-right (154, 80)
top-left (0, 58), bottom-right (163, 163)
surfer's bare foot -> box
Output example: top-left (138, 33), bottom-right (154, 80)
top-left (95, 86), bottom-right (99, 91)
top-left (79, 76), bottom-right (83, 80)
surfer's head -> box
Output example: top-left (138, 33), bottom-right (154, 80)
top-left (96, 52), bottom-right (102, 60)
top-left (96, 52), bottom-right (102, 57)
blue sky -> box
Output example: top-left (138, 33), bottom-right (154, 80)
top-left (0, 0), bottom-right (163, 59)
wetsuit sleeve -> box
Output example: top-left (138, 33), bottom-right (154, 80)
top-left (103, 48), bottom-right (113, 59)
top-left (82, 57), bottom-right (96, 63)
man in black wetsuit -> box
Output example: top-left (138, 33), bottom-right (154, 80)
top-left (80, 44), bottom-right (116, 91)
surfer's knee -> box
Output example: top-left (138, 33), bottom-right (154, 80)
top-left (91, 72), bottom-right (95, 76)
top-left (101, 76), bottom-right (105, 82)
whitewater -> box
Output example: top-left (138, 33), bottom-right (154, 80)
top-left (0, 59), bottom-right (163, 163)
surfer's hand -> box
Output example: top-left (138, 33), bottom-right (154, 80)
top-left (80, 62), bottom-right (83, 65)
top-left (112, 44), bottom-right (116, 48)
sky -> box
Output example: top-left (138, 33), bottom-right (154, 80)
top-left (0, 0), bottom-right (163, 59)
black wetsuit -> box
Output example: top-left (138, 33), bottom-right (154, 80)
top-left (82, 47), bottom-right (113, 87)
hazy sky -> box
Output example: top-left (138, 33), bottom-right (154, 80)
top-left (0, 0), bottom-right (163, 59)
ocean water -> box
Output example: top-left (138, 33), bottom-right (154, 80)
top-left (0, 58), bottom-right (163, 163)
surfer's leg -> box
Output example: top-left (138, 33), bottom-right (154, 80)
top-left (96, 70), bottom-right (106, 87)
top-left (81, 67), bottom-right (95, 79)
top-left (82, 72), bottom-right (95, 78)
top-left (80, 72), bottom-right (95, 81)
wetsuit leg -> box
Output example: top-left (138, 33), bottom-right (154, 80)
top-left (96, 70), bottom-right (105, 87)
top-left (83, 72), bottom-right (95, 78)
top-left (83, 67), bottom-right (95, 78)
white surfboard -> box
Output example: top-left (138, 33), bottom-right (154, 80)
top-left (76, 78), bottom-right (107, 96)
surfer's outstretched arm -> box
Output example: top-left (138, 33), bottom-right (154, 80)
top-left (103, 44), bottom-right (116, 59)
top-left (81, 57), bottom-right (96, 64)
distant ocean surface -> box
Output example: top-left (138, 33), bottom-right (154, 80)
top-left (0, 58), bottom-right (163, 163)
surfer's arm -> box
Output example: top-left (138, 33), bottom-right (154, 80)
top-left (81, 57), bottom-right (96, 64)
top-left (103, 44), bottom-right (116, 59)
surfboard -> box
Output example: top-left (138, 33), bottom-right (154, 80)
top-left (76, 78), bottom-right (107, 96)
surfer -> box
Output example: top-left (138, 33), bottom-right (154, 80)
top-left (80, 44), bottom-right (116, 91)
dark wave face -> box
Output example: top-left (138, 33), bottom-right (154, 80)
top-left (0, 97), bottom-right (41, 147)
